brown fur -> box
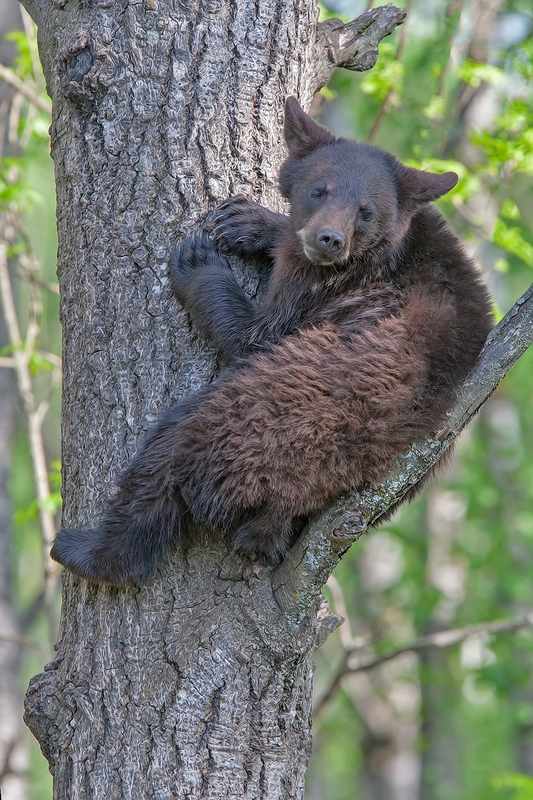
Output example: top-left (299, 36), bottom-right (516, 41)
top-left (51, 98), bottom-right (493, 584)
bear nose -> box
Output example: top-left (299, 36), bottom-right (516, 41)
top-left (316, 228), bottom-right (345, 254)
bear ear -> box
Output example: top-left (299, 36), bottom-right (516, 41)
top-left (284, 96), bottom-right (336, 158)
top-left (401, 166), bottom-right (458, 203)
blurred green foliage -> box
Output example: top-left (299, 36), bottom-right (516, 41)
top-left (1, 17), bottom-right (57, 800)
top-left (494, 773), bottom-right (533, 800)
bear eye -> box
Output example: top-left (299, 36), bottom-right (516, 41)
top-left (311, 184), bottom-right (327, 199)
top-left (360, 207), bottom-right (373, 221)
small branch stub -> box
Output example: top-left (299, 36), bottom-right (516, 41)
top-left (316, 3), bottom-right (407, 87)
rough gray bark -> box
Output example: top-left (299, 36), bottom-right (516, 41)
top-left (20, 1), bottom-right (405, 798)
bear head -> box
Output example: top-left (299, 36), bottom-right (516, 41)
top-left (279, 97), bottom-right (458, 267)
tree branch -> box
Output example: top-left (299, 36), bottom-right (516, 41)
top-left (0, 630), bottom-right (48, 663)
top-left (314, 3), bottom-right (407, 91)
top-left (0, 64), bottom-right (51, 114)
top-left (273, 282), bottom-right (533, 623)
top-left (314, 612), bottom-right (533, 719)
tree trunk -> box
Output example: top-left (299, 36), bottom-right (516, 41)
top-left (20, 1), bottom-right (404, 797)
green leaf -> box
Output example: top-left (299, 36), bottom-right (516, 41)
top-left (0, 158), bottom-right (43, 211)
top-left (422, 95), bottom-right (446, 123)
top-left (40, 493), bottom-right (62, 515)
top-left (470, 104), bottom-right (533, 177)
top-left (492, 219), bottom-right (533, 266)
top-left (360, 43), bottom-right (404, 101)
top-left (6, 242), bottom-right (27, 258)
top-left (497, 98), bottom-right (530, 135)
top-left (4, 30), bottom-right (33, 76)
top-left (48, 461), bottom-right (62, 492)
top-left (14, 499), bottom-right (39, 525)
top-left (456, 59), bottom-right (506, 88)
top-left (493, 773), bottom-right (533, 800)
top-left (318, 3), bottom-right (346, 22)
top-left (505, 39), bottom-right (533, 81)
top-left (0, 343), bottom-right (19, 356)
top-left (28, 352), bottom-right (55, 376)
top-left (493, 258), bottom-right (509, 274)
top-left (319, 86), bottom-right (338, 101)
top-left (501, 199), bottom-right (521, 220)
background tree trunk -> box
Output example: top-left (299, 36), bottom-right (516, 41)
top-left (0, 3), bottom-right (31, 797)
top-left (20, 1), bottom-right (403, 797)
top-left (0, 310), bottom-right (29, 800)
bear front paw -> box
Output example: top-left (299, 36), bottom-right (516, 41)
top-left (169, 234), bottom-right (228, 301)
top-left (213, 195), bottom-right (273, 256)
top-left (170, 233), bottom-right (223, 275)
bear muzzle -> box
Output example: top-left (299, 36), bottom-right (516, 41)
top-left (316, 228), bottom-right (345, 255)
top-left (297, 226), bottom-right (349, 266)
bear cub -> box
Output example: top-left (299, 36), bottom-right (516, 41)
top-left (51, 97), bottom-right (493, 585)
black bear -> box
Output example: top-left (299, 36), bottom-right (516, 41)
top-left (51, 97), bottom-right (493, 585)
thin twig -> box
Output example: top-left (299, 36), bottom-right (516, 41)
top-left (19, 99), bottom-right (38, 150)
top-left (350, 614), bottom-right (533, 671)
top-left (0, 64), bottom-right (51, 115)
top-left (366, 0), bottom-right (412, 142)
top-left (314, 612), bottom-right (533, 719)
top-left (16, 266), bottom-right (60, 296)
top-left (8, 91), bottom-right (24, 146)
top-left (0, 736), bottom-right (17, 783)
top-left (0, 236), bottom-right (60, 295)
top-left (0, 94), bottom-right (10, 156)
top-left (15, 0), bottom-right (43, 28)
top-left (20, 6), bottom-right (44, 94)
top-left (0, 630), bottom-right (49, 664)
top-left (325, 575), bottom-right (353, 648)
